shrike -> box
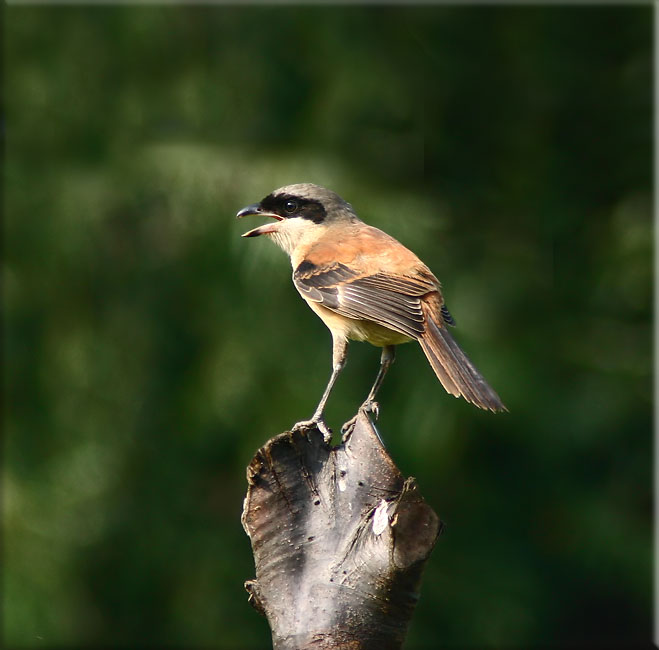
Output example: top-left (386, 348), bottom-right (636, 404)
top-left (238, 183), bottom-right (505, 438)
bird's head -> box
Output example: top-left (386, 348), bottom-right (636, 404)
top-left (237, 183), bottom-right (356, 256)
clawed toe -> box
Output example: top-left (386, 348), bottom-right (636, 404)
top-left (361, 399), bottom-right (379, 419)
top-left (341, 400), bottom-right (380, 440)
top-left (341, 415), bottom-right (357, 437)
top-left (292, 417), bottom-right (332, 442)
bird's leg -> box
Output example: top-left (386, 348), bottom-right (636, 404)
top-left (342, 345), bottom-right (396, 436)
top-left (292, 335), bottom-right (347, 442)
top-left (363, 344), bottom-right (396, 412)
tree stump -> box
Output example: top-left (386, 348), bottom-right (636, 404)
top-left (242, 411), bottom-right (442, 649)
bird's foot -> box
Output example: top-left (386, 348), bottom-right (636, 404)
top-left (340, 416), bottom-right (358, 438)
top-left (340, 400), bottom-right (380, 438)
top-left (292, 416), bottom-right (332, 443)
top-left (361, 399), bottom-right (380, 419)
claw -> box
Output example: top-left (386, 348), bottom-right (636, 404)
top-left (341, 400), bottom-right (380, 440)
top-left (341, 415), bottom-right (357, 437)
top-left (362, 399), bottom-right (380, 420)
top-left (292, 417), bottom-right (332, 443)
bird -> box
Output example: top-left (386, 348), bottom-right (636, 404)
top-left (237, 183), bottom-right (505, 439)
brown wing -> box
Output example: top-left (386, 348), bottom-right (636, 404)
top-left (293, 260), bottom-right (436, 339)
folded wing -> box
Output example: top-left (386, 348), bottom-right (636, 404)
top-left (293, 260), bottom-right (432, 338)
top-left (293, 259), bottom-right (505, 412)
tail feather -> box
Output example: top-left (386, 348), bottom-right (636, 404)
top-left (418, 307), bottom-right (506, 412)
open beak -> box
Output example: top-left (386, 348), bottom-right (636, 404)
top-left (236, 203), bottom-right (283, 238)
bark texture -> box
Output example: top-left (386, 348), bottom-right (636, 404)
top-left (242, 411), bottom-right (442, 649)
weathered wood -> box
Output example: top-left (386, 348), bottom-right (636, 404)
top-left (242, 411), bottom-right (442, 649)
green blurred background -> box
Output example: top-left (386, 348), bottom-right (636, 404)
top-left (4, 5), bottom-right (652, 648)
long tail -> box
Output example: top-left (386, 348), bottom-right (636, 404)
top-left (418, 304), bottom-right (506, 412)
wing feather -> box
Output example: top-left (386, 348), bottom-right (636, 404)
top-left (293, 261), bottom-right (435, 338)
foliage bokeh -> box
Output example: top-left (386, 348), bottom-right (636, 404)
top-left (4, 5), bottom-right (652, 648)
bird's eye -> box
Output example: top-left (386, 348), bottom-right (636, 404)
top-left (284, 200), bottom-right (298, 214)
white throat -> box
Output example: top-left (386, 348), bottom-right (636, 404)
top-left (267, 218), bottom-right (320, 259)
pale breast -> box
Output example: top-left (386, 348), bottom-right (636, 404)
top-left (306, 300), bottom-right (413, 347)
